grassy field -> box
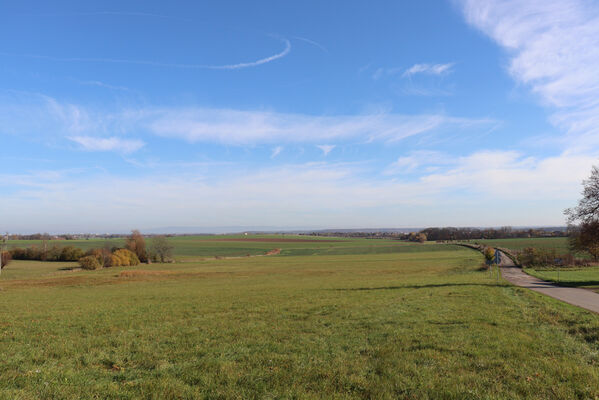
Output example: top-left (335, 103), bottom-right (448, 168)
top-left (5, 235), bottom-right (455, 261)
top-left (475, 237), bottom-right (570, 252)
top-left (525, 266), bottom-right (599, 293)
top-left (0, 238), bottom-right (598, 399)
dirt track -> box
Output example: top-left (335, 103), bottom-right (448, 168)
top-left (498, 251), bottom-right (599, 314)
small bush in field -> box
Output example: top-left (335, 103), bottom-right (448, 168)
top-left (111, 249), bottom-right (140, 267)
top-left (79, 256), bottom-right (102, 270)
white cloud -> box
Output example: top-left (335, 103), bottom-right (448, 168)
top-left (419, 150), bottom-right (595, 201)
top-left (2, 152), bottom-right (595, 232)
top-left (0, 92), bottom-right (496, 149)
top-left (457, 0), bottom-right (599, 150)
top-left (142, 107), bottom-right (492, 145)
top-left (271, 146), bottom-right (283, 158)
top-left (68, 136), bottom-right (145, 153)
top-left (385, 151), bottom-right (451, 175)
top-left (79, 80), bottom-right (132, 92)
top-left (402, 63), bottom-right (454, 77)
top-left (317, 144), bottom-right (335, 156)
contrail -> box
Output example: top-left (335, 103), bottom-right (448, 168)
top-left (18, 11), bottom-right (192, 22)
top-left (0, 37), bottom-right (291, 70)
top-left (293, 36), bottom-right (328, 53)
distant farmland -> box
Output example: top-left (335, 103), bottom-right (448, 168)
top-left (475, 237), bottom-right (569, 252)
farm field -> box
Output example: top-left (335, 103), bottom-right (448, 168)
top-left (6, 235), bottom-right (456, 261)
top-left (0, 238), bottom-right (598, 399)
top-left (474, 237), bottom-right (569, 252)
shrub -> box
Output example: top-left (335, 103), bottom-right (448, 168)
top-left (46, 245), bottom-right (62, 261)
top-left (149, 236), bottom-right (175, 262)
top-left (60, 246), bottom-right (85, 261)
top-left (86, 248), bottom-right (114, 268)
top-left (518, 247), bottom-right (579, 267)
top-left (79, 255), bottom-right (102, 270)
top-left (11, 245), bottom-right (86, 262)
top-left (111, 249), bottom-right (140, 267)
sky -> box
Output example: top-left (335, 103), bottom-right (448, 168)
top-left (1, 0), bottom-right (599, 233)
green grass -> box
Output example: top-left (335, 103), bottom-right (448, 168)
top-left (6, 235), bottom-right (427, 261)
top-left (525, 266), bottom-right (599, 293)
top-left (0, 240), bottom-right (598, 399)
top-left (474, 237), bottom-right (570, 252)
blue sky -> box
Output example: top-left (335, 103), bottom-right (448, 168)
top-left (1, 0), bottom-right (598, 233)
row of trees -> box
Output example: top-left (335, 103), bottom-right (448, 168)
top-left (79, 231), bottom-right (174, 269)
top-left (517, 248), bottom-right (583, 268)
top-left (419, 227), bottom-right (566, 242)
top-left (6, 230), bottom-right (175, 270)
top-left (10, 245), bottom-right (85, 262)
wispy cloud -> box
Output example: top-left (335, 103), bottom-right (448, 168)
top-left (68, 136), bottom-right (145, 153)
top-left (384, 151), bottom-right (451, 175)
top-left (402, 63), bottom-right (454, 78)
top-left (0, 37), bottom-right (291, 70)
top-left (0, 92), bottom-right (496, 150)
top-left (79, 80), bottom-right (132, 92)
top-left (457, 0), bottom-right (599, 151)
top-left (371, 67), bottom-right (403, 80)
top-left (271, 146), bottom-right (283, 158)
top-left (142, 107), bottom-right (493, 145)
top-left (317, 144), bottom-right (335, 156)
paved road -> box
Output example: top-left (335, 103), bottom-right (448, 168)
top-left (498, 251), bottom-right (599, 314)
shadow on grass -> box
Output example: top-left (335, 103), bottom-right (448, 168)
top-left (58, 266), bottom-right (81, 271)
top-left (542, 280), bottom-right (599, 289)
top-left (335, 283), bottom-right (507, 291)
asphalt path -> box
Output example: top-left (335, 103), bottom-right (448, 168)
top-left (498, 250), bottom-right (599, 314)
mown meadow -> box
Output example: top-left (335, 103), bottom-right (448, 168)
top-left (0, 236), bottom-right (598, 399)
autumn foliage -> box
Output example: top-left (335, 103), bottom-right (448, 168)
top-left (79, 255), bottom-right (102, 270)
top-left (110, 249), bottom-right (140, 267)
top-left (126, 230), bottom-right (148, 263)
top-left (1, 251), bottom-right (11, 268)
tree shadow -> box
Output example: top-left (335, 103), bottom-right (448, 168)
top-left (57, 266), bottom-right (81, 271)
top-left (546, 280), bottom-right (599, 289)
top-left (335, 282), bottom-right (507, 291)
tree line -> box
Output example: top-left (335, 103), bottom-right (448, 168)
top-left (419, 227), bottom-right (566, 242)
top-left (6, 230), bottom-right (175, 270)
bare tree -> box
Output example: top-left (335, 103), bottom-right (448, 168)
top-left (125, 230), bottom-right (148, 263)
top-left (568, 221), bottom-right (599, 260)
top-left (565, 165), bottom-right (599, 259)
top-left (0, 234), bottom-right (10, 273)
top-left (149, 236), bottom-right (174, 263)
top-left (565, 165), bottom-right (599, 223)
